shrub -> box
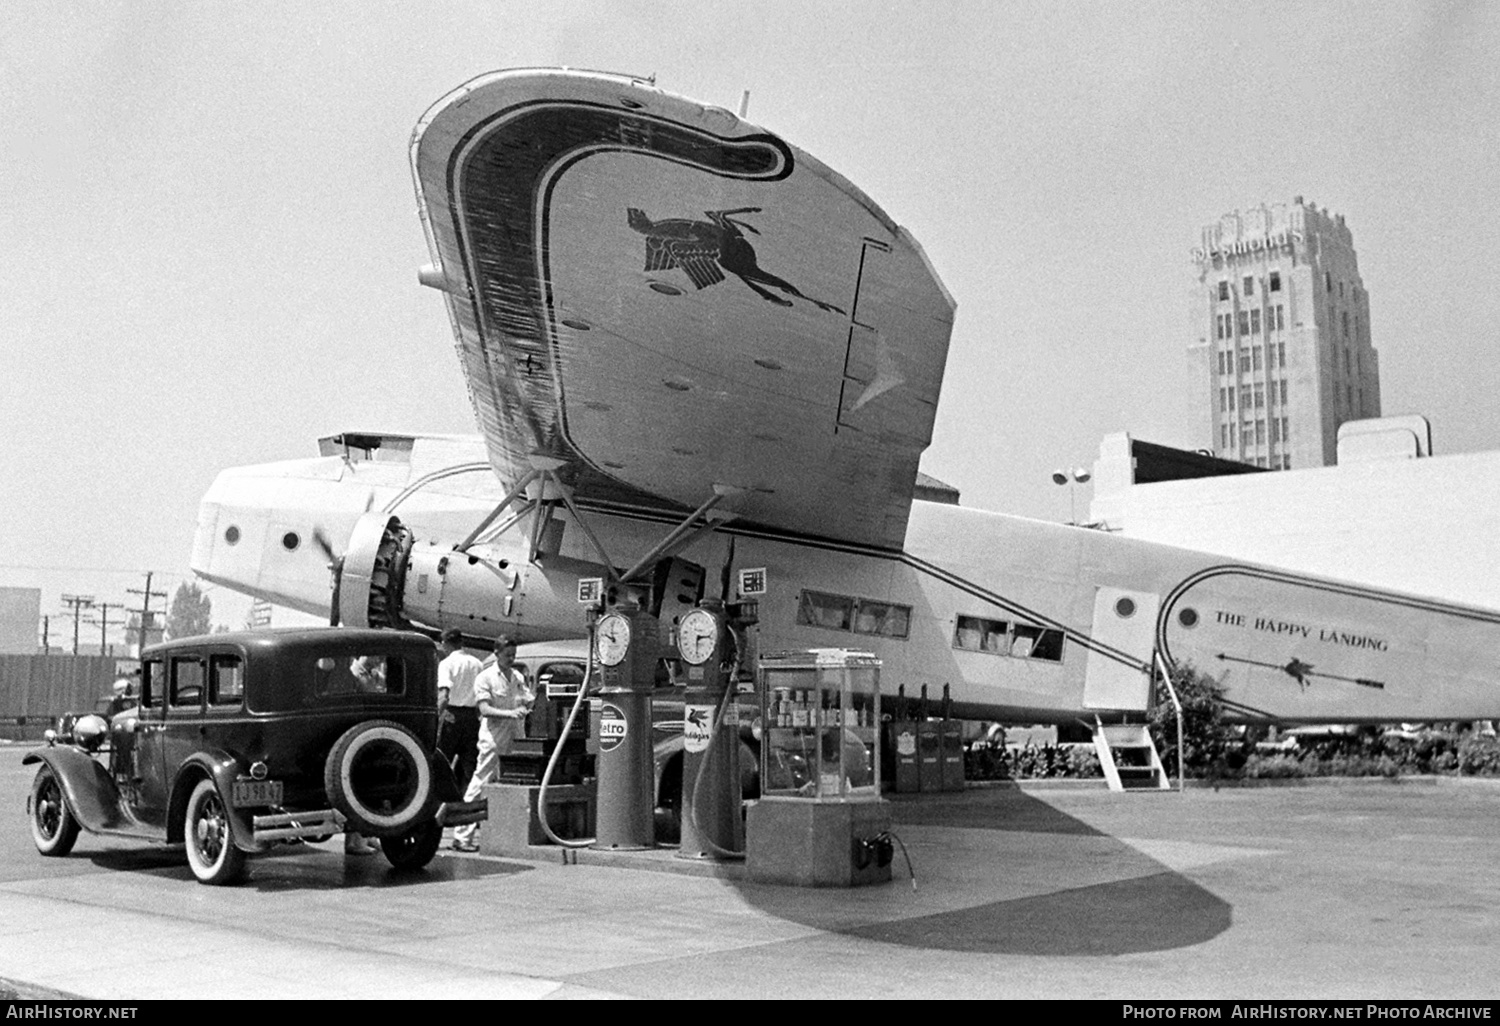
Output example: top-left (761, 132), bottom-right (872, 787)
top-left (964, 738), bottom-right (1012, 781)
top-left (1243, 753), bottom-right (1309, 779)
top-left (1149, 662), bottom-right (1235, 777)
top-left (1066, 744), bottom-right (1102, 778)
top-left (1457, 733), bottom-right (1500, 776)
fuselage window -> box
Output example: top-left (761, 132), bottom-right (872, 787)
top-left (852, 599), bottom-right (911, 639)
top-left (954, 615), bottom-right (1065, 662)
top-left (797, 590), bottom-right (854, 631)
top-left (955, 615), bottom-right (1008, 653)
top-left (796, 590), bottom-right (911, 640)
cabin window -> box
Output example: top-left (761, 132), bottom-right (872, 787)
top-left (954, 615), bottom-right (1008, 654)
top-left (853, 599), bottom-right (910, 639)
top-left (316, 433), bottom-right (416, 463)
top-left (954, 616), bottom-right (1065, 662)
top-left (797, 591), bottom-right (853, 631)
top-left (210, 655), bottom-right (244, 706)
top-left (796, 591), bottom-right (911, 640)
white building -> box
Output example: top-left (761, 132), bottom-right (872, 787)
top-left (1186, 198), bottom-right (1381, 469)
top-left (0, 587), bottom-right (41, 654)
top-left (1089, 419), bottom-right (1500, 612)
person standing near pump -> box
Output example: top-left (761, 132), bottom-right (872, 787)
top-left (436, 629), bottom-right (483, 794)
top-left (450, 635), bottom-right (534, 853)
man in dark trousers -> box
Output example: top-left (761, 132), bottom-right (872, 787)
top-left (436, 629), bottom-right (483, 793)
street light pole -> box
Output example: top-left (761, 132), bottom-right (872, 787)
top-left (1050, 466), bottom-right (1092, 525)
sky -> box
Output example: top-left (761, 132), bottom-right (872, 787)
top-left (3, 0), bottom-right (1499, 641)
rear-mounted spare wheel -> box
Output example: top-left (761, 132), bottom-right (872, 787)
top-left (324, 720), bottom-right (432, 835)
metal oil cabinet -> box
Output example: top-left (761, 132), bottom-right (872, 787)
top-left (746, 649), bottom-right (892, 887)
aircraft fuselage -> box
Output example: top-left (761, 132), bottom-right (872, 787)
top-left (193, 435), bottom-right (1500, 726)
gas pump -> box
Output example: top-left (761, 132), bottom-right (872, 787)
top-left (592, 600), bottom-right (660, 850)
top-left (676, 601), bottom-right (743, 860)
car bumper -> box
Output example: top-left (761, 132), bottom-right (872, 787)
top-left (435, 799), bottom-right (487, 828)
top-left (251, 809), bottom-right (343, 844)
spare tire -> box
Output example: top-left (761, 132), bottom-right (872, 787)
top-left (324, 720), bottom-right (432, 836)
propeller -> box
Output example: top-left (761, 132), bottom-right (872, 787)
top-left (312, 526), bottom-right (344, 627)
top-left (312, 494), bottom-right (375, 627)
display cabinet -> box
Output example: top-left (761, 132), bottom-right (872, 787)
top-left (758, 649), bottom-right (881, 801)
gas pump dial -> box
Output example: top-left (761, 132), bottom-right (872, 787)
top-left (676, 608), bottom-right (720, 665)
top-left (594, 612), bottom-right (632, 666)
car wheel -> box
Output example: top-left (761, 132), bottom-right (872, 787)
top-left (184, 778), bottom-right (246, 886)
top-left (324, 720), bottom-right (432, 836)
top-left (29, 765), bottom-right (80, 857)
top-left (380, 818), bottom-right (442, 871)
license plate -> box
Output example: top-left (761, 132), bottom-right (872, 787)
top-left (231, 779), bottom-right (283, 807)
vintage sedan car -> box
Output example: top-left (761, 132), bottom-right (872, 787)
top-left (24, 627), bottom-right (485, 885)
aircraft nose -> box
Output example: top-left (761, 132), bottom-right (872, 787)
top-left (190, 463), bottom-right (354, 617)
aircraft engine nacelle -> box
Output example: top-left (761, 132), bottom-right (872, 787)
top-left (337, 513), bottom-right (417, 631)
top-left (337, 512), bottom-right (692, 645)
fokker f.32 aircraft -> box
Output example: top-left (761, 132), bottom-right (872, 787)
top-left (194, 68), bottom-right (1500, 738)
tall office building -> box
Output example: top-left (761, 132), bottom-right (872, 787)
top-left (1186, 198), bottom-right (1381, 469)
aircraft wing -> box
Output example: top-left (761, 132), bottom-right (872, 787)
top-left (410, 69), bottom-right (955, 549)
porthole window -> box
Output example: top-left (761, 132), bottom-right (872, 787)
top-left (282, 531), bottom-right (300, 552)
top-left (224, 525), bottom-right (241, 545)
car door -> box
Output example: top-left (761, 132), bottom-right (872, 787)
top-left (130, 657), bottom-right (170, 829)
top-left (152, 654), bottom-right (208, 827)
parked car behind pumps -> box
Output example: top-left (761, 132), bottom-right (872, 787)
top-left (25, 627), bottom-right (485, 885)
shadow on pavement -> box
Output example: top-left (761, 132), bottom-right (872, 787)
top-left (735, 788), bottom-right (1231, 956)
top-left (841, 872), bottom-right (1230, 955)
top-left (885, 786), bottom-right (1108, 835)
top-left (83, 844), bottom-right (531, 891)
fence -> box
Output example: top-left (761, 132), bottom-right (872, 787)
top-left (0, 655), bottom-right (125, 740)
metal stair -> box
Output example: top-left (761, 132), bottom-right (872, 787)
top-left (1092, 721), bottom-right (1170, 792)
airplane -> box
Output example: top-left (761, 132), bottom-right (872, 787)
top-left (192, 68), bottom-right (1500, 770)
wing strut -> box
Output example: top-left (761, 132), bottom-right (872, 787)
top-left (617, 484), bottom-right (745, 583)
top-left (454, 469), bottom-right (542, 553)
top-left (454, 457), bottom-right (744, 590)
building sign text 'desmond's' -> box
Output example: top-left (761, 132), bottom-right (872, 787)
top-left (1193, 229), bottom-right (1304, 263)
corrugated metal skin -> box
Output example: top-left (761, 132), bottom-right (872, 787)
top-left (410, 69), bottom-right (955, 551)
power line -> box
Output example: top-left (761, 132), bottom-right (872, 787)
top-left (128, 573), bottom-right (168, 654)
top-left (60, 595), bottom-right (95, 656)
top-left (85, 601), bottom-right (129, 655)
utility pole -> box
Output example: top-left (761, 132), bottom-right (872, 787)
top-left (40, 615), bottom-right (50, 655)
top-left (87, 601), bottom-right (128, 656)
top-left (60, 595), bottom-right (95, 656)
top-left (128, 573), bottom-right (167, 655)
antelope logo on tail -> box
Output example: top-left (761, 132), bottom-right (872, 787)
top-left (626, 207), bottom-right (844, 314)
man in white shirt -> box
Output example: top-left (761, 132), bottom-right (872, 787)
top-left (436, 628), bottom-right (483, 793)
top-left (451, 635), bottom-right (534, 852)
